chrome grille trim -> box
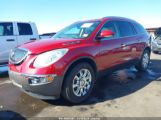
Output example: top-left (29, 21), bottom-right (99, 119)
top-left (9, 48), bottom-right (30, 65)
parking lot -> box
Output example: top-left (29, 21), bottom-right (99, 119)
top-left (0, 53), bottom-right (161, 118)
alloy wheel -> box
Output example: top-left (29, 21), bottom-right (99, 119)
top-left (72, 69), bottom-right (92, 97)
top-left (142, 53), bottom-right (149, 69)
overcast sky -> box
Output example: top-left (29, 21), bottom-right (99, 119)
top-left (1, 0), bottom-right (161, 34)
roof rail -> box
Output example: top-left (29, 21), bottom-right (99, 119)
top-left (102, 16), bottom-right (128, 19)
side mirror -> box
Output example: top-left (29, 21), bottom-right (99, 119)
top-left (98, 30), bottom-right (115, 38)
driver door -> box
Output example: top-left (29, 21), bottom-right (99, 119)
top-left (97, 21), bottom-right (124, 70)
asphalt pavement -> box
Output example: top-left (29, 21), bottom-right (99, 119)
top-left (0, 53), bottom-right (161, 119)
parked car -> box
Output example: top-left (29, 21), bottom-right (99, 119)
top-left (151, 35), bottom-right (161, 53)
top-left (9, 17), bottom-right (151, 103)
top-left (0, 22), bottom-right (39, 64)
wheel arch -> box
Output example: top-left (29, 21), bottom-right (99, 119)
top-left (64, 56), bottom-right (97, 78)
top-left (139, 46), bottom-right (151, 60)
top-left (61, 57), bottom-right (98, 90)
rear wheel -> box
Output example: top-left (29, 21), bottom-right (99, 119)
top-left (135, 49), bottom-right (150, 71)
top-left (62, 63), bottom-right (95, 104)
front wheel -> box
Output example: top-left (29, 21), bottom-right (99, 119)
top-left (62, 63), bottom-right (95, 104)
top-left (135, 50), bottom-right (150, 71)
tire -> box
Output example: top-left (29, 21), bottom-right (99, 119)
top-left (62, 63), bottom-right (95, 104)
top-left (135, 49), bottom-right (150, 71)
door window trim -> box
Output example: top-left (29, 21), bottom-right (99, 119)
top-left (95, 20), bottom-right (120, 41)
top-left (115, 20), bottom-right (137, 38)
top-left (0, 22), bottom-right (14, 36)
top-left (94, 19), bottom-right (146, 41)
top-left (17, 23), bottom-right (33, 35)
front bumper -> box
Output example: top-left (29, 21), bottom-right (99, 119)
top-left (9, 70), bottom-right (63, 100)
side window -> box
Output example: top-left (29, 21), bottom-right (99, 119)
top-left (116, 21), bottom-right (135, 37)
top-left (133, 22), bottom-right (147, 34)
top-left (0, 23), bottom-right (13, 36)
top-left (99, 21), bottom-right (117, 40)
top-left (18, 23), bottom-right (33, 35)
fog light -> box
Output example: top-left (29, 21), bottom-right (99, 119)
top-left (28, 75), bottom-right (56, 86)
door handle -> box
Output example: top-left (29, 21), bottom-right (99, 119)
top-left (6, 39), bottom-right (15, 42)
top-left (30, 38), bottom-right (36, 41)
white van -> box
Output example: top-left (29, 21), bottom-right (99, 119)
top-left (0, 22), bottom-right (39, 64)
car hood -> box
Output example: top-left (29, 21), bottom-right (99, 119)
top-left (19, 38), bottom-right (83, 54)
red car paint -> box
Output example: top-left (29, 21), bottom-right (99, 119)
top-left (10, 18), bottom-right (148, 74)
top-left (9, 17), bottom-right (150, 101)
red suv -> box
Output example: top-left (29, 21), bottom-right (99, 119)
top-left (9, 17), bottom-right (151, 103)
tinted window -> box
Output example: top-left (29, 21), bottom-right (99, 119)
top-left (0, 23), bottom-right (13, 36)
top-left (133, 22), bottom-right (147, 34)
top-left (116, 21), bottom-right (135, 37)
top-left (18, 23), bottom-right (33, 35)
top-left (98, 21), bottom-right (117, 40)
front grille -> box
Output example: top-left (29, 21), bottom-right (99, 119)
top-left (9, 48), bottom-right (29, 65)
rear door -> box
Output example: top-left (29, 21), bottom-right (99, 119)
top-left (132, 22), bottom-right (149, 59)
top-left (16, 23), bottom-right (38, 46)
top-left (0, 22), bottom-right (17, 64)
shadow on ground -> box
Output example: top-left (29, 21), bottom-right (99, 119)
top-left (0, 111), bottom-right (26, 120)
top-left (0, 54), bottom-right (160, 117)
top-left (0, 65), bottom-right (8, 78)
top-left (46, 59), bottom-right (161, 106)
top-left (152, 52), bottom-right (161, 55)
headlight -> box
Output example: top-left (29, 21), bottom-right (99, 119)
top-left (33, 48), bottom-right (68, 68)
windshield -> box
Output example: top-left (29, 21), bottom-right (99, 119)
top-left (52, 21), bottom-right (100, 39)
